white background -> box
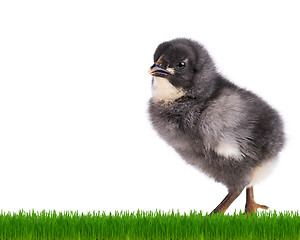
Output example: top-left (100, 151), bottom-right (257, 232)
top-left (0, 0), bottom-right (299, 215)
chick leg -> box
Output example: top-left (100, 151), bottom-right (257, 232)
top-left (210, 190), bottom-right (242, 215)
top-left (244, 186), bottom-right (269, 215)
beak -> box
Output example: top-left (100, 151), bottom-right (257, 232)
top-left (148, 64), bottom-right (171, 77)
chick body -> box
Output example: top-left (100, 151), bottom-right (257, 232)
top-left (149, 80), bottom-right (283, 191)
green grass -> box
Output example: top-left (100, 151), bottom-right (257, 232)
top-left (0, 210), bottom-right (299, 240)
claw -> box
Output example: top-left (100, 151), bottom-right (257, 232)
top-left (245, 201), bottom-right (269, 215)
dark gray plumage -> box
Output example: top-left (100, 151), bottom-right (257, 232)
top-left (148, 38), bottom-right (285, 214)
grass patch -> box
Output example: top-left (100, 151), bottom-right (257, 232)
top-left (0, 210), bottom-right (299, 239)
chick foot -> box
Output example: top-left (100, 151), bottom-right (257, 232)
top-left (244, 186), bottom-right (269, 215)
top-left (210, 190), bottom-right (242, 215)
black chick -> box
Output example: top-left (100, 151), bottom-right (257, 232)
top-left (148, 38), bottom-right (285, 214)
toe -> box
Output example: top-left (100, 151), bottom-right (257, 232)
top-left (256, 203), bottom-right (269, 210)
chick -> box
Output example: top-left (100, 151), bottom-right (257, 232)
top-left (148, 38), bottom-right (285, 214)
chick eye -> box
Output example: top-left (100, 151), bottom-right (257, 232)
top-left (176, 61), bottom-right (186, 69)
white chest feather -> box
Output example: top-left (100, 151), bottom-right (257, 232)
top-left (214, 138), bottom-right (243, 160)
top-left (152, 77), bottom-right (185, 103)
